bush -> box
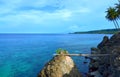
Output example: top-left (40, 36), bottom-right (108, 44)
top-left (56, 48), bottom-right (68, 54)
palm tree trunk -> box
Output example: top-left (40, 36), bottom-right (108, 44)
top-left (113, 20), bottom-right (118, 29)
top-left (115, 20), bottom-right (120, 29)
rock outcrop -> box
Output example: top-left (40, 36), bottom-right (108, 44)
top-left (38, 51), bottom-right (82, 77)
top-left (89, 32), bottom-right (120, 77)
top-left (97, 36), bottom-right (109, 49)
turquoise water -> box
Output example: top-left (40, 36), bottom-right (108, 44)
top-left (0, 34), bottom-right (112, 77)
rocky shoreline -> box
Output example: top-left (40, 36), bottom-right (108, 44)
top-left (38, 32), bottom-right (120, 77)
top-left (88, 32), bottom-right (120, 77)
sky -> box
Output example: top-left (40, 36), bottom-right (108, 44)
top-left (0, 0), bottom-right (119, 33)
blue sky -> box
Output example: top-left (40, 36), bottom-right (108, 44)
top-left (0, 0), bottom-right (119, 33)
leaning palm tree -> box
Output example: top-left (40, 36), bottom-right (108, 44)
top-left (115, 2), bottom-right (120, 19)
top-left (105, 7), bottom-right (119, 29)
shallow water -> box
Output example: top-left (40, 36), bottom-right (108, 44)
top-left (0, 34), bottom-right (112, 77)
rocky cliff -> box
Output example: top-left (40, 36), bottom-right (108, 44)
top-left (38, 51), bottom-right (82, 77)
top-left (90, 32), bottom-right (120, 77)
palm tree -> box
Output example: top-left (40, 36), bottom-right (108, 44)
top-left (105, 7), bottom-right (119, 29)
top-left (115, 0), bottom-right (120, 29)
top-left (115, 1), bottom-right (120, 18)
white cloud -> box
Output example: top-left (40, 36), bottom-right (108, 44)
top-left (0, 8), bottom-right (74, 26)
top-left (55, 9), bottom-right (72, 20)
top-left (69, 25), bottom-right (81, 31)
top-left (0, 0), bottom-right (118, 33)
top-left (77, 8), bottom-right (91, 13)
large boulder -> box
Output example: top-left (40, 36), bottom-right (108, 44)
top-left (38, 52), bottom-right (82, 77)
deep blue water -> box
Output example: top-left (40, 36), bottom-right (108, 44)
top-left (0, 34), bottom-right (112, 77)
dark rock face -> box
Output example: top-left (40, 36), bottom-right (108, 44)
top-left (97, 36), bottom-right (109, 49)
top-left (38, 53), bottom-right (82, 77)
top-left (90, 32), bottom-right (120, 77)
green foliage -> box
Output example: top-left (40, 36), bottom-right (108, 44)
top-left (56, 48), bottom-right (68, 54)
top-left (105, 1), bottom-right (120, 29)
top-left (56, 48), bottom-right (62, 54)
top-left (73, 28), bottom-right (120, 34)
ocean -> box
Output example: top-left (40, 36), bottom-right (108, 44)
top-left (0, 34), bottom-right (112, 77)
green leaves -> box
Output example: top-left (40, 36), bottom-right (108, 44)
top-left (56, 48), bottom-right (68, 54)
top-left (105, 1), bottom-right (120, 29)
top-left (106, 7), bottom-right (119, 20)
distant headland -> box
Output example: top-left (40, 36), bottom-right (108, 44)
top-left (71, 29), bottom-right (120, 34)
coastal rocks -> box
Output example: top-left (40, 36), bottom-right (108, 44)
top-left (90, 32), bottom-right (120, 77)
top-left (97, 36), bottom-right (109, 49)
top-left (38, 51), bottom-right (82, 77)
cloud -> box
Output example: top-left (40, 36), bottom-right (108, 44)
top-left (77, 8), bottom-right (91, 13)
top-left (69, 25), bottom-right (81, 32)
top-left (0, 0), bottom-right (118, 33)
top-left (0, 8), bottom-right (75, 27)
